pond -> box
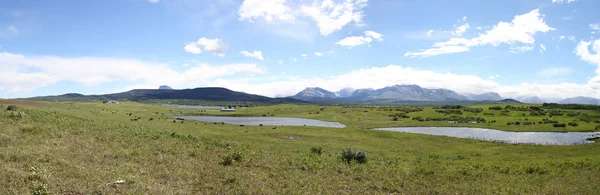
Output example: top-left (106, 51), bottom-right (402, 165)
top-left (373, 127), bottom-right (600, 145)
top-left (172, 116), bottom-right (346, 128)
top-left (161, 104), bottom-right (223, 109)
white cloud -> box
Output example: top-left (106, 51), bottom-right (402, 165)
top-left (238, 0), bottom-right (295, 22)
top-left (328, 50), bottom-right (335, 54)
top-left (336, 30), bottom-right (384, 47)
top-left (364, 30), bottom-right (383, 41)
top-left (238, 0), bottom-right (368, 36)
top-left (575, 39), bottom-right (600, 69)
top-left (510, 45), bottom-right (534, 53)
top-left (184, 37), bottom-right (228, 57)
top-left (278, 60), bottom-right (284, 64)
top-left (575, 39), bottom-right (600, 89)
top-left (301, 54), bottom-right (308, 59)
top-left (552, 0), bottom-right (576, 3)
top-left (314, 52), bottom-right (323, 56)
top-left (539, 44), bottom-right (547, 53)
top-left (591, 24), bottom-right (600, 31)
top-left (538, 67), bottom-right (572, 77)
top-left (184, 43), bottom-right (202, 54)
top-left (405, 9), bottom-right (554, 57)
top-left (453, 23), bottom-right (469, 37)
top-left (290, 57), bottom-right (297, 62)
top-left (240, 50), bottom-right (264, 60)
top-left (488, 74), bottom-right (501, 80)
top-left (147, 0), bottom-right (159, 3)
top-left (0, 52), bottom-right (264, 94)
top-left (426, 30), bottom-right (434, 37)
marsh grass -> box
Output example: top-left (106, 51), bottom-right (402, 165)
top-left (1, 102), bottom-right (600, 194)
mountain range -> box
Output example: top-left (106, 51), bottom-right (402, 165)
top-left (289, 85), bottom-right (600, 105)
top-left (24, 84), bottom-right (600, 105)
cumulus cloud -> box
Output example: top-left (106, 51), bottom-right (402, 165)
top-left (240, 50), bottom-right (264, 60)
top-left (147, 0), bottom-right (159, 3)
top-left (184, 37), bottom-right (228, 57)
top-left (238, 0), bottom-right (368, 36)
top-left (238, 0), bottom-right (295, 22)
top-left (314, 52), bottom-right (323, 56)
top-left (336, 30), bottom-right (384, 47)
top-left (591, 24), bottom-right (600, 31)
top-left (0, 52), bottom-right (264, 94)
top-left (405, 9), bottom-right (554, 57)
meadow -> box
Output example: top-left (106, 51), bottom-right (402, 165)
top-left (1, 100), bottom-right (600, 194)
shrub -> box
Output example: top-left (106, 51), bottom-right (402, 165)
top-left (221, 156), bottom-right (233, 166)
top-left (341, 148), bottom-right (368, 164)
top-left (310, 147), bottom-right (323, 155)
top-left (6, 105), bottom-right (17, 111)
top-left (355, 151), bottom-right (368, 164)
top-left (232, 151), bottom-right (244, 161)
top-left (568, 122), bottom-right (578, 127)
top-left (553, 123), bottom-right (567, 128)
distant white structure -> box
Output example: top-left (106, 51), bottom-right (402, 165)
top-left (103, 100), bottom-right (121, 104)
top-left (220, 108), bottom-right (236, 112)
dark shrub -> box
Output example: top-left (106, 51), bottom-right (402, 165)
top-left (568, 122), bottom-right (578, 127)
top-left (341, 148), bottom-right (367, 164)
top-left (553, 123), bottom-right (567, 128)
top-left (6, 105), bottom-right (17, 111)
top-left (221, 156), bottom-right (233, 166)
top-left (355, 151), bottom-right (368, 164)
top-left (310, 147), bottom-right (323, 155)
top-left (232, 152), bottom-right (244, 161)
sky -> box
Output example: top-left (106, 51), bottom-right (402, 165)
top-left (0, 0), bottom-right (599, 101)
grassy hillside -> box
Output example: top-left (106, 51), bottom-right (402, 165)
top-left (1, 101), bottom-right (600, 194)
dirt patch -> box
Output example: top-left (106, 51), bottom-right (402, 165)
top-left (0, 99), bottom-right (42, 107)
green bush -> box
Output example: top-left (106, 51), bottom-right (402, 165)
top-left (232, 151), bottom-right (244, 161)
top-left (310, 147), bottom-right (323, 155)
top-left (341, 148), bottom-right (368, 164)
top-left (221, 155), bottom-right (233, 166)
top-left (6, 105), bottom-right (17, 111)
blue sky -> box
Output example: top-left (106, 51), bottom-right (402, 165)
top-left (0, 0), bottom-right (599, 101)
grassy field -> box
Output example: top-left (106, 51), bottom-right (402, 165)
top-left (2, 101), bottom-right (600, 194)
top-left (181, 103), bottom-right (600, 132)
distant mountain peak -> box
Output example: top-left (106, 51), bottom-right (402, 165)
top-left (291, 87), bottom-right (338, 100)
top-left (463, 92), bottom-right (502, 101)
top-left (159, 85), bottom-right (173, 90)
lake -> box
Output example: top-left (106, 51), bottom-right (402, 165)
top-left (374, 127), bottom-right (600, 145)
top-left (161, 104), bottom-right (223, 109)
top-left (172, 116), bottom-right (346, 128)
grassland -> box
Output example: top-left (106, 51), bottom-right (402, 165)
top-left (181, 103), bottom-right (600, 132)
top-left (2, 101), bottom-right (600, 194)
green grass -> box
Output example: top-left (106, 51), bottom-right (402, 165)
top-left (1, 101), bottom-right (600, 194)
top-left (179, 103), bottom-right (600, 132)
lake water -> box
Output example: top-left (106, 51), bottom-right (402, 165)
top-left (374, 127), bottom-right (600, 145)
top-left (161, 104), bottom-right (223, 109)
top-left (172, 116), bottom-right (346, 128)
